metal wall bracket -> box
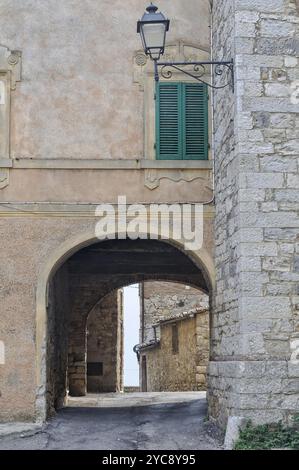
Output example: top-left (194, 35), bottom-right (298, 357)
top-left (154, 59), bottom-right (234, 92)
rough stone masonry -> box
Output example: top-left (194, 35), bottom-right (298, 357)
top-left (139, 282), bottom-right (209, 391)
top-left (210, 0), bottom-right (299, 427)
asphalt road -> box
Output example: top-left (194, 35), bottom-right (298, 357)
top-left (0, 393), bottom-right (222, 450)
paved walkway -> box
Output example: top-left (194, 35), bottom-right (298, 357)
top-left (0, 392), bottom-right (222, 450)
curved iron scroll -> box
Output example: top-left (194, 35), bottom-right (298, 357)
top-left (154, 60), bottom-right (234, 92)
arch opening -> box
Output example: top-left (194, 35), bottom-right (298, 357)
top-left (37, 236), bottom-right (213, 420)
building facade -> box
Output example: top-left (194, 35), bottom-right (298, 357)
top-left (139, 309), bottom-right (209, 392)
top-left (0, 0), bottom-right (298, 430)
top-left (140, 281), bottom-right (209, 343)
top-left (210, 0), bottom-right (299, 428)
top-left (137, 281), bottom-right (209, 391)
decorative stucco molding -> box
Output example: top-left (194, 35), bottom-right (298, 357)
top-left (0, 45), bottom-right (22, 91)
top-left (0, 45), bottom-right (22, 186)
top-left (144, 168), bottom-right (212, 190)
top-left (133, 40), bottom-right (210, 90)
top-left (133, 52), bottom-right (148, 91)
top-left (0, 168), bottom-right (9, 189)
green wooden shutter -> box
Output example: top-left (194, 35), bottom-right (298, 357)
top-left (156, 82), bottom-right (181, 160)
top-left (183, 83), bottom-right (208, 160)
top-left (156, 82), bottom-right (208, 160)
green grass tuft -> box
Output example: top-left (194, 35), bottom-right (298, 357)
top-left (234, 415), bottom-right (299, 450)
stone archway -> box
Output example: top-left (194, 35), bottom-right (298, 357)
top-left (36, 231), bottom-right (214, 421)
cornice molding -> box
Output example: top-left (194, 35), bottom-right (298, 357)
top-left (0, 158), bottom-right (213, 171)
top-left (0, 203), bottom-right (215, 218)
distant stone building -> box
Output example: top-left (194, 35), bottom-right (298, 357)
top-left (137, 282), bottom-right (209, 392)
top-left (86, 291), bottom-right (124, 394)
top-left (139, 310), bottom-right (209, 392)
top-left (84, 281), bottom-right (209, 395)
top-left (83, 281), bottom-right (210, 395)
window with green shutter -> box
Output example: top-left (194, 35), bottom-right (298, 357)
top-left (155, 82), bottom-right (209, 160)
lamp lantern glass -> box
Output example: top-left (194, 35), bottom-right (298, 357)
top-left (137, 3), bottom-right (170, 61)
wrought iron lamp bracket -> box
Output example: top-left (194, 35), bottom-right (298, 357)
top-left (154, 59), bottom-right (234, 92)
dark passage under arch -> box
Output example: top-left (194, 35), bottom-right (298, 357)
top-left (46, 238), bottom-right (211, 416)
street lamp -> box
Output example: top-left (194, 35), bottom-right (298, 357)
top-left (137, 3), bottom-right (170, 62)
top-left (137, 3), bottom-right (234, 91)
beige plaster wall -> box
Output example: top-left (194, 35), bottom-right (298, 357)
top-left (0, 0), bottom-right (212, 207)
top-left (0, 168), bottom-right (213, 203)
top-left (0, 0), bottom-right (214, 423)
top-left (0, 0), bottom-right (210, 161)
top-left (0, 215), bottom-right (214, 421)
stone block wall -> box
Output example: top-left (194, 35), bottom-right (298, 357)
top-left (212, 0), bottom-right (238, 361)
top-left (141, 281), bottom-right (209, 343)
top-left (211, 0), bottom-right (299, 427)
top-left (46, 264), bottom-right (70, 416)
top-left (141, 311), bottom-right (209, 392)
top-left (196, 311), bottom-right (210, 388)
top-left (140, 282), bottom-right (209, 391)
top-left (86, 290), bottom-right (123, 393)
